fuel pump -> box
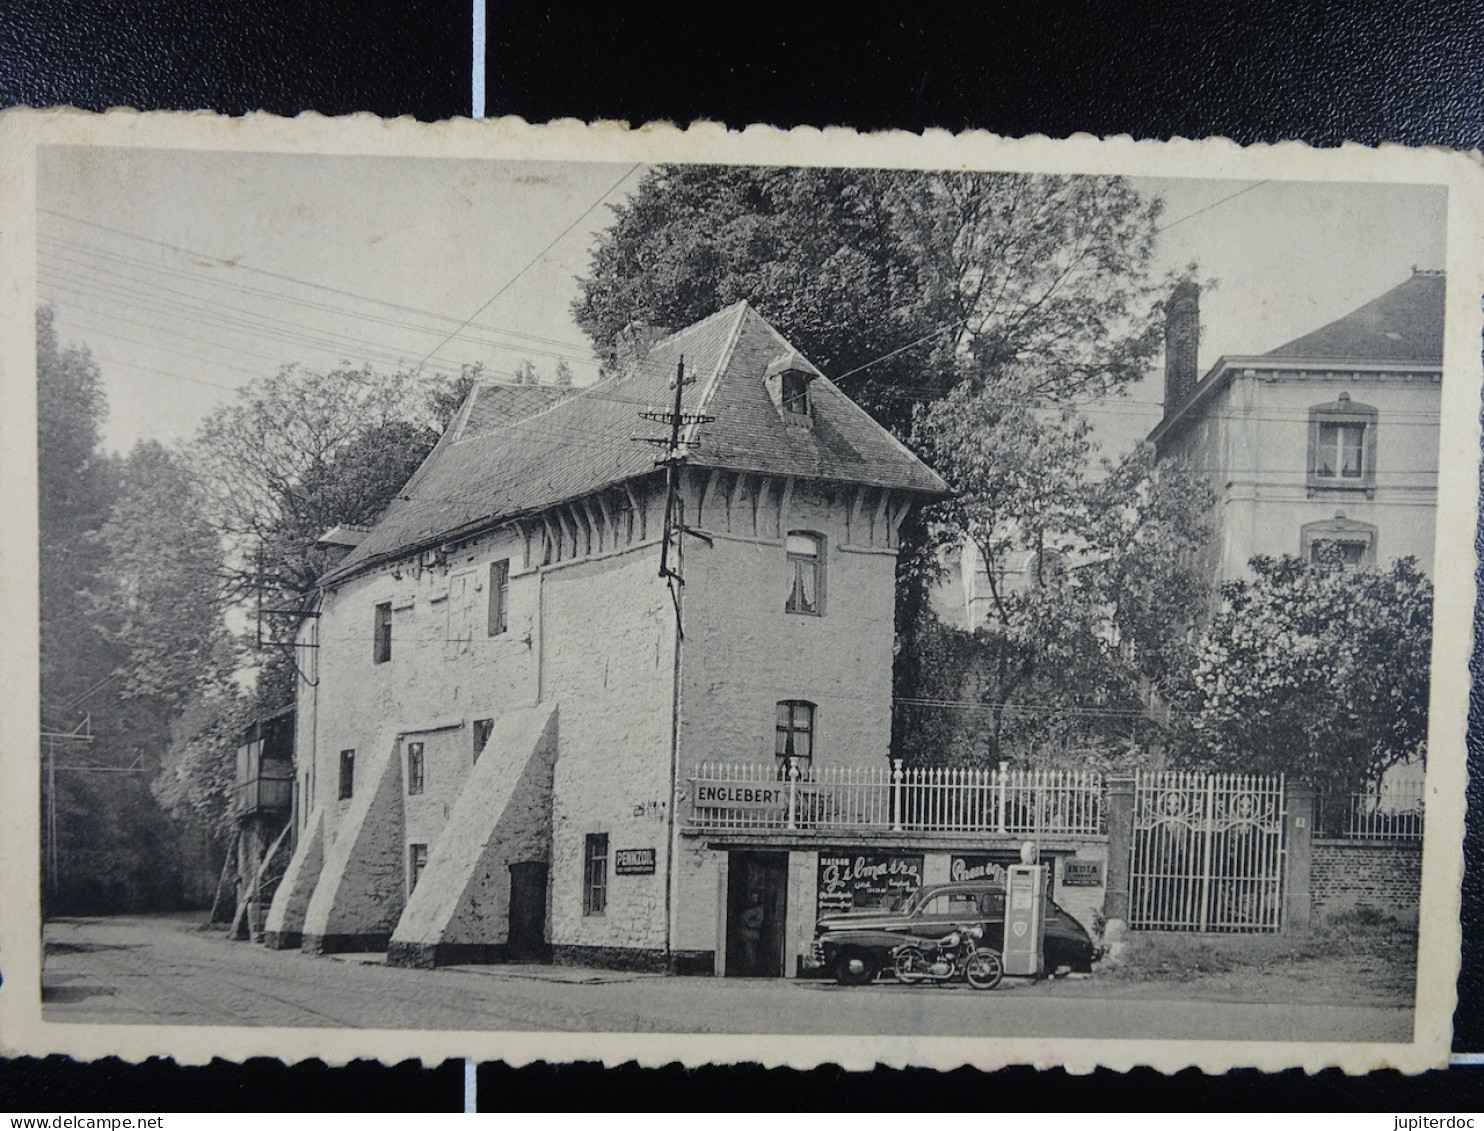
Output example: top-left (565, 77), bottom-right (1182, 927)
top-left (1002, 841), bottom-right (1047, 977)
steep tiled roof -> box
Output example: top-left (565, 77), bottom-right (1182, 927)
top-left (459, 383), bottom-right (574, 438)
top-left (1266, 271), bottom-right (1445, 363)
top-left (324, 302), bottom-right (948, 583)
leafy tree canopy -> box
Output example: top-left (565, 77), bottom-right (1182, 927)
top-left (903, 379), bottom-right (1213, 766)
top-left (1170, 554), bottom-right (1432, 793)
top-left (191, 364), bottom-right (451, 608)
top-left (574, 166), bottom-right (1169, 432)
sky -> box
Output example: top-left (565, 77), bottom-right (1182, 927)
top-left (36, 147), bottom-right (1448, 459)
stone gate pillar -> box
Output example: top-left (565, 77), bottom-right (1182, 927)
top-left (1102, 775), bottom-right (1135, 924)
top-left (1283, 784), bottom-right (1315, 935)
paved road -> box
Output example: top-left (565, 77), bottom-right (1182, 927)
top-left (40, 915), bottom-right (1412, 1043)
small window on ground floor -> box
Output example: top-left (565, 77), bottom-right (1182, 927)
top-left (408, 843), bottom-right (428, 895)
top-left (583, 832), bottom-right (608, 917)
top-left (473, 718), bottom-right (494, 763)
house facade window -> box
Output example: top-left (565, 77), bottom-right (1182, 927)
top-left (1308, 394), bottom-right (1378, 493)
top-left (1301, 515), bottom-right (1378, 569)
top-left (406, 741), bottom-right (425, 795)
top-left (785, 532), bottom-right (824, 615)
top-left (775, 699), bottom-right (816, 767)
top-left (408, 843), bottom-right (428, 895)
top-left (488, 559), bottom-right (510, 635)
top-left (473, 718), bottom-right (494, 763)
top-left (583, 833), bottom-right (608, 916)
top-left (373, 601), bottom-right (393, 663)
top-left (338, 749), bottom-right (355, 800)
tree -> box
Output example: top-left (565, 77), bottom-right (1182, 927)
top-left (192, 364), bottom-right (447, 610)
top-left (903, 379), bottom-right (1213, 767)
top-left (37, 305), bottom-right (118, 716)
top-left (1170, 554), bottom-right (1432, 794)
top-left (574, 166), bottom-right (1168, 433)
top-left (91, 441), bottom-right (233, 706)
top-left (37, 311), bottom-right (223, 913)
top-left (553, 358), bottom-right (574, 387)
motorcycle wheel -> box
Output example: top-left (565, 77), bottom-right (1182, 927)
top-left (893, 946), bottom-right (929, 985)
top-left (965, 949), bottom-right (1004, 990)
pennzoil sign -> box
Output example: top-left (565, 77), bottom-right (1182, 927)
top-left (614, 848), bottom-right (657, 875)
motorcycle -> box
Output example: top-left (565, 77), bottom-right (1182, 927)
top-left (891, 924), bottom-right (1003, 990)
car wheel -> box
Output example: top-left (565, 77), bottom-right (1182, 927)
top-left (893, 946), bottom-right (929, 985)
top-left (835, 947), bottom-right (879, 986)
top-left (966, 949), bottom-right (1003, 990)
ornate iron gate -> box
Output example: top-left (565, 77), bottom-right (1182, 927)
top-left (1129, 771), bottom-right (1286, 933)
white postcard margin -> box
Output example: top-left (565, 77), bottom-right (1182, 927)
top-left (0, 109), bottom-right (1478, 1075)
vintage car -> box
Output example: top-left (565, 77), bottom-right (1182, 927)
top-left (807, 880), bottom-right (1101, 985)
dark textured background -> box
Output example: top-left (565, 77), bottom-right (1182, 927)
top-left (1, 0), bottom-right (1480, 1111)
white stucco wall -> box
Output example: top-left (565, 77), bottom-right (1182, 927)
top-left (1167, 370), bottom-right (1439, 582)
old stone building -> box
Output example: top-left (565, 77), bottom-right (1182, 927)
top-left (1148, 271), bottom-right (1444, 581)
top-left (263, 302), bottom-right (954, 975)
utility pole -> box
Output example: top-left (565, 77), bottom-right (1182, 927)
top-left (39, 714), bottom-right (96, 899)
top-left (632, 356), bottom-right (714, 972)
top-left (633, 356), bottom-right (714, 634)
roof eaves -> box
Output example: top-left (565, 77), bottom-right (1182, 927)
top-left (1148, 353), bottom-right (1443, 448)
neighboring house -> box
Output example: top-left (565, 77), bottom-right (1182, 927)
top-left (1148, 271), bottom-right (1443, 583)
top-left (262, 302), bottom-right (949, 977)
top-left (1149, 273), bottom-right (1443, 807)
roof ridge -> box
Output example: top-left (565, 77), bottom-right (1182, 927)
top-left (649, 300), bottom-right (752, 352)
top-left (684, 302), bottom-right (751, 447)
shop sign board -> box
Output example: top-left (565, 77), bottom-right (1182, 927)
top-left (614, 848), bottom-right (656, 875)
top-left (951, 853), bottom-right (1058, 893)
top-left (1062, 859), bottom-right (1103, 887)
top-left (693, 782), bottom-right (787, 809)
top-left (816, 851), bottom-right (923, 915)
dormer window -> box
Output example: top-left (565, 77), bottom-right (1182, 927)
top-left (782, 371), bottom-right (811, 418)
top-left (764, 350), bottom-right (820, 428)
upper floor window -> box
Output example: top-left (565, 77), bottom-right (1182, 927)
top-left (373, 601), bottom-right (393, 664)
top-left (785, 532), bottom-right (824, 615)
top-left (488, 559), bottom-right (510, 635)
top-left (1308, 394), bottom-right (1377, 493)
top-left (406, 741), bottom-right (425, 795)
top-left (775, 699), bottom-right (816, 766)
top-left (338, 749), bottom-right (355, 800)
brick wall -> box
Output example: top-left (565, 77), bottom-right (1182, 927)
top-left (1311, 839), bottom-right (1421, 922)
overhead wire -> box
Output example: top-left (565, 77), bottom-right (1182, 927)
top-left (39, 209), bottom-right (598, 351)
top-left (40, 240), bottom-right (603, 369)
top-left (411, 163), bottom-right (641, 372)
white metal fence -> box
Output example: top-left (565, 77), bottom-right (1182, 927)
top-left (1316, 783), bottom-right (1425, 841)
top-left (1129, 771), bottom-right (1286, 933)
top-left (687, 760), bottom-right (1104, 835)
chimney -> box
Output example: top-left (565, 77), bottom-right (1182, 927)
top-left (1163, 280), bottom-right (1200, 416)
top-left (614, 320), bottom-right (670, 375)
